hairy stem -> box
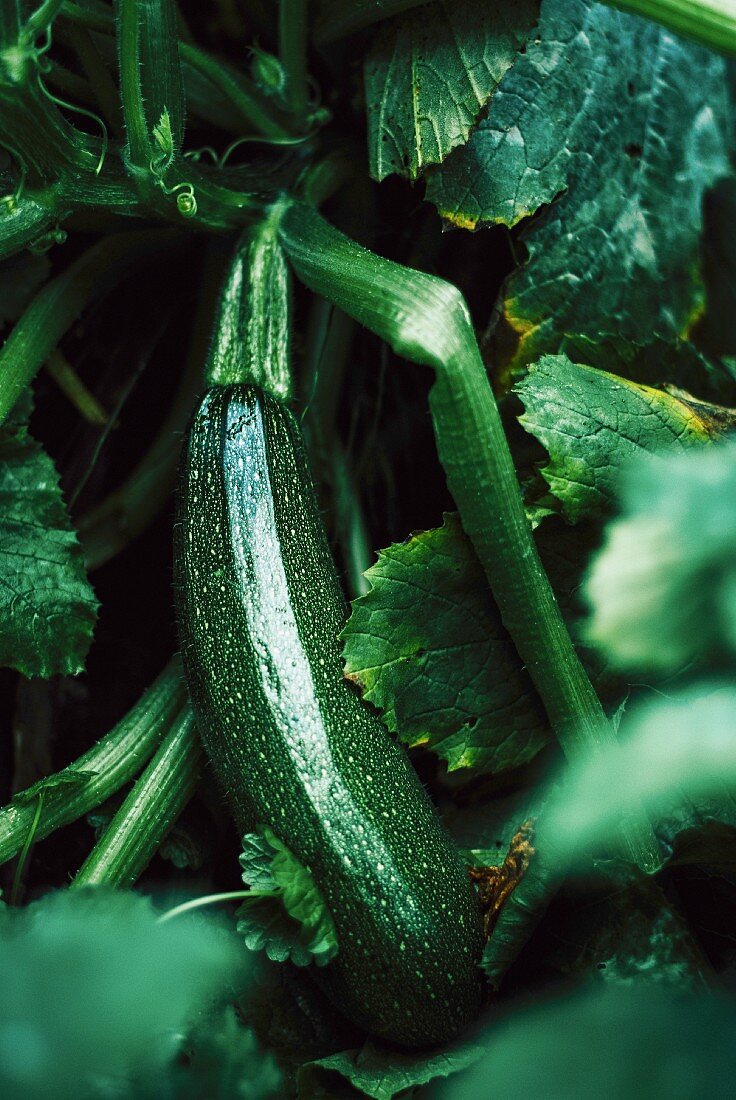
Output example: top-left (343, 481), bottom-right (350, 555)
top-left (0, 658), bottom-right (185, 865)
top-left (72, 705), bottom-right (201, 888)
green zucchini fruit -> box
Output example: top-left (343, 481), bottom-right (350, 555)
top-left (174, 383), bottom-right (484, 1047)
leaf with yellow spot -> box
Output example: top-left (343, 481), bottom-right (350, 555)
top-left (515, 355), bottom-right (724, 524)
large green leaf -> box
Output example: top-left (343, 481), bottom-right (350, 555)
top-left (427, 0), bottom-right (729, 363)
top-left (0, 400), bottom-right (98, 677)
top-left (365, 0), bottom-right (538, 181)
top-left (515, 354), bottom-right (720, 523)
top-left (342, 513), bottom-right (546, 773)
top-left (342, 512), bottom-right (610, 775)
top-left (584, 438), bottom-right (736, 670)
top-left (0, 888), bottom-right (242, 1100)
top-left (542, 684), bottom-right (736, 870)
top-left (438, 986), bottom-right (736, 1099)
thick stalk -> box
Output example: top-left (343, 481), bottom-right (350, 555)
top-left (116, 0), bottom-right (149, 163)
top-left (315, 0), bottom-right (736, 53)
top-left (607, 0), bottom-right (736, 53)
top-left (0, 229), bottom-right (182, 424)
top-left (71, 705), bottom-right (201, 887)
top-left (0, 658), bottom-right (184, 865)
top-left (279, 200), bottom-right (661, 873)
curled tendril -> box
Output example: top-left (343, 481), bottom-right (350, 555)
top-left (0, 145), bottom-right (27, 216)
top-left (183, 146), bottom-right (219, 166)
top-left (28, 226), bottom-right (67, 253)
top-left (152, 172), bottom-right (198, 218)
top-left (175, 186), bottom-right (197, 218)
top-left (37, 79), bottom-right (108, 175)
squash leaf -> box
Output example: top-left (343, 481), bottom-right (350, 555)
top-left (365, 0), bottom-right (538, 181)
top-left (584, 438), bottom-right (736, 671)
top-left (427, 0), bottom-right (729, 366)
top-left (515, 354), bottom-right (722, 524)
top-left (298, 1036), bottom-right (484, 1100)
top-left (342, 512), bottom-right (611, 776)
top-left (0, 398), bottom-right (98, 677)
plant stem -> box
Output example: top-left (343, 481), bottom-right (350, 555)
top-left (9, 789), bottom-right (44, 904)
top-left (279, 200), bottom-right (661, 873)
top-left (205, 201), bottom-right (292, 399)
top-left (60, 3), bottom-right (296, 138)
top-left (44, 348), bottom-right (107, 425)
top-left (606, 0), bottom-right (736, 54)
top-left (157, 890), bottom-right (255, 923)
top-left (24, 0), bottom-right (65, 38)
top-left (279, 0), bottom-right (309, 122)
top-left (179, 42), bottom-right (295, 141)
top-left (71, 705), bottom-right (201, 888)
top-left (302, 298), bottom-right (371, 598)
top-left (116, 0), bottom-right (150, 163)
top-left (0, 229), bottom-right (182, 425)
top-left (0, 658), bottom-right (185, 865)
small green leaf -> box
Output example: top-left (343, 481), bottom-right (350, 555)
top-left (237, 827), bottom-right (338, 968)
top-left (13, 768), bottom-right (97, 806)
top-left (515, 355), bottom-right (719, 524)
top-left (365, 0), bottom-right (538, 181)
top-left (298, 1036), bottom-right (485, 1100)
top-left (0, 401), bottom-right (98, 677)
top-left (584, 439), bottom-right (736, 670)
top-left (152, 107), bottom-right (175, 165)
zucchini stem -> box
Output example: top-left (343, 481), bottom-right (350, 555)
top-left (72, 704), bottom-right (201, 888)
top-left (0, 658), bottom-right (185, 866)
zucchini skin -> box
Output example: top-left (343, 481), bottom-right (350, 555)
top-left (174, 384), bottom-right (483, 1047)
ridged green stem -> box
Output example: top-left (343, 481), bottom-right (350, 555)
top-left (72, 705), bottom-right (201, 888)
top-left (116, 0), bottom-right (150, 164)
top-left (280, 200), bottom-right (661, 873)
top-left (607, 0), bottom-right (736, 53)
top-left (316, 0), bottom-right (736, 53)
top-left (0, 658), bottom-right (185, 865)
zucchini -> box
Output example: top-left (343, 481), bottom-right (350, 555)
top-left (174, 383), bottom-right (483, 1047)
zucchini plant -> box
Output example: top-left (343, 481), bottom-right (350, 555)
top-left (0, 0), bottom-right (735, 1095)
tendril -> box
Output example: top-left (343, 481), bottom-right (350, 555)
top-left (37, 78), bottom-right (108, 175)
